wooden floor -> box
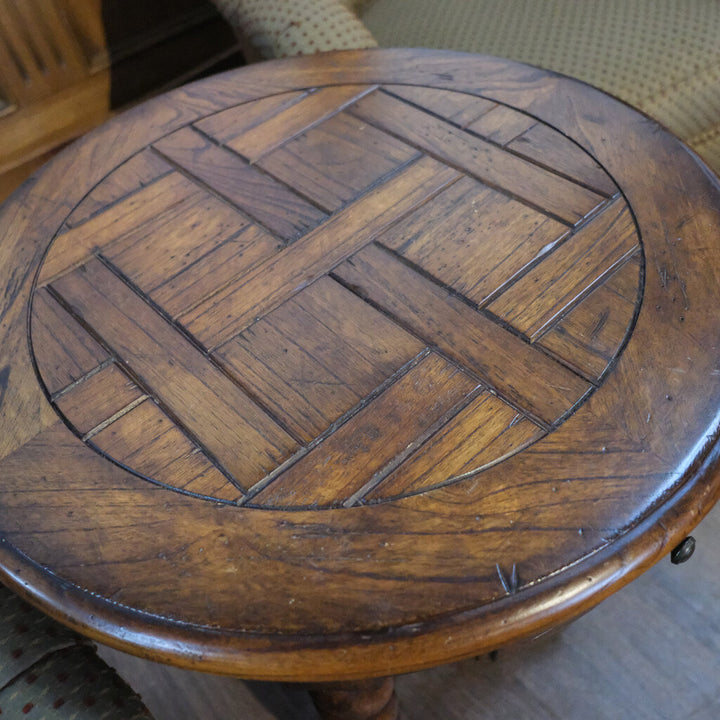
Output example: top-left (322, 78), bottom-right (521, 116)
top-left (99, 505), bottom-right (720, 719)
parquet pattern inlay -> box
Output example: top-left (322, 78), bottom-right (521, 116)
top-left (30, 84), bottom-right (642, 509)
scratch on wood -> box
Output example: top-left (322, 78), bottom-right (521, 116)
top-left (496, 563), bottom-right (519, 594)
top-left (0, 366), bottom-right (9, 411)
top-left (678, 276), bottom-right (689, 310)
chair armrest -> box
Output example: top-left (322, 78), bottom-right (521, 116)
top-left (210, 0), bottom-right (377, 60)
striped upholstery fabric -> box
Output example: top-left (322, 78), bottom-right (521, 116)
top-left (0, 584), bottom-right (154, 719)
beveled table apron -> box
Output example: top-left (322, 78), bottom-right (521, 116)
top-left (1, 49), bottom-right (720, 716)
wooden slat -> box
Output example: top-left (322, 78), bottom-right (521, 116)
top-left (349, 90), bottom-right (606, 224)
top-left (37, 172), bottom-right (202, 286)
top-left (215, 276), bottom-right (425, 442)
top-left (195, 91), bottom-right (309, 144)
top-left (179, 156), bottom-right (462, 349)
top-left (12, 0), bottom-right (59, 77)
top-left (65, 151), bottom-right (173, 229)
top-left (257, 111), bottom-right (419, 212)
top-left (250, 353), bottom-right (479, 507)
top-left (333, 244), bottom-right (591, 425)
top-left (487, 199), bottom-right (639, 339)
top-left (27, 0), bottom-right (88, 75)
top-left (382, 85), bottom-right (497, 127)
top-left (181, 467), bottom-right (242, 501)
top-left (91, 399), bottom-right (241, 502)
top-left (55, 362), bottom-right (144, 436)
top-left (63, 0), bottom-right (108, 70)
top-left (51, 259), bottom-right (298, 488)
top-left (153, 127), bottom-right (327, 242)
top-left (508, 123), bottom-right (618, 196)
top-left (150, 225), bottom-right (282, 319)
top-left (380, 176), bottom-right (568, 305)
top-left (368, 393), bottom-right (544, 500)
top-left (537, 256), bottom-right (640, 380)
top-left (30, 287), bottom-right (109, 395)
top-left (0, 0), bottom-right (89, 104)
top-left (102, 191), bottom-right (251, 294)
top-left (0, 11), bottom-right (29, 99)
top-left (0, 1), bottom-right (48, 98)
top-left (466, 105), bottom-right (537, 145)
top-left (605, 253), bottom-right (642, 302)
top-left (224, 85), bottom-right (377, 162)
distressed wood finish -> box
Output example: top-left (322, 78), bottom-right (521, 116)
top-left (309, 678), bottom-right (398, 720)
top-left (1, 51), bottom-right (720, 706)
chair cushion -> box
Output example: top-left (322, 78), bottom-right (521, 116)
top-left (0, 584), bottom-right (154, 719)
top-left (0, 583), bottom-right (80, 689)
top-left (0, 645), bottom-right (154, 719)
top-left (361, 0), bottom-right (720, 172)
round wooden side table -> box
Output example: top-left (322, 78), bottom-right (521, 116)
top-left (1, 50), bottom-right (720, 719)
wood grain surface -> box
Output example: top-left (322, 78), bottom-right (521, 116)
top-left (0, 49), bottom-right (720, 684)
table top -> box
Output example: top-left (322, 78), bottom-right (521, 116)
top-left (1, 49), bottom-right (720, 682)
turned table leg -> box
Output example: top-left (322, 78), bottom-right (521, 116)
top-left (308, 677), bottom-right (398, 720)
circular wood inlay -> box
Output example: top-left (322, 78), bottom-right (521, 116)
top-left (30, 85), bottom-right (642, 510)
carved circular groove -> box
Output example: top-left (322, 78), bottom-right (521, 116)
top-left (31, 85), bottom-right (643, 509)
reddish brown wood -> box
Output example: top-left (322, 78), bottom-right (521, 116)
top-left (153, 127), bottom-right (327, 241)
top-left (224, 85), bottom-right (378, 162)
top-left (332, 243), bottom-right (591, 426)
top-left (309, 678), bottom-right (398, 720)
top-left (348, 89), bottom-right (606, 224)
top-left (0, 51), bottom-right (719, 704)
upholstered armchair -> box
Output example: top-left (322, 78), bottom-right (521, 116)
top-left (210, 0), bottom-right (720, 174)
top-left (0, 584), bottom-right (154, 718)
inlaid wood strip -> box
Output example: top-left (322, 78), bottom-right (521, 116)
top-left (382, 85), bottom-right (497, 127)
top-left (150, 224), bottom-right (283, 319)
top-left (465, 105), bottom-right (537, 146)
top-left (604, 253), bottom-right (642, 303)
top-left (380, 176), bottom-right (569, 306)
top-left (37, 172), bottom-right (203, 286)
top-left (508, 123), bottom-right (618, 197)
top-left (332, 243), bottom-right (591, 425)
top-left (102, 192), bottom-right (251, 295)
top-left (179, 156), bottom-right (463, 350)
top-left (215, 276), bottom-right (425, 442)
top-left (54, 363), bottom-right (145, 436)
top-left (50, 259), bottom-right (299, 488)
top-left (224, 85), bottom-right (377, 162)
top-left (487, 199), bottom-right (639, 339)
top-left (182, 467), bottom-right (243, 502)
top-left (256, 111), bottom-right (420, 212)
top-left (91, 399), bottom-right (242, 502)
top-left (153, 127), bottom-right (327, 242)
top-left (348, 90), bottom-right (606, 224)
top-left (64, 151), bottom-right (174, 230)
top-left (30, 287), bottom-right (109, 395)
top-left (537, 256), bottom-right (640, 380)
top-left (367, 393), bottom-right (544, 500)
top-left (194, 90), bottom-right (309, 145)
top-left (250, 353), bottom-right (479, 508)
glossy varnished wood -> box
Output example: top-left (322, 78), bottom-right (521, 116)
top-left (1, 50), bottom-right (720, 690)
